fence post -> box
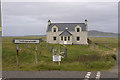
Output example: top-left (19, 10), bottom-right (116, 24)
top-left (59, 46), bottom-right (60, 54)
top-left (50, 46), bottom-right (53, 52)
top-left (58, 46), bottom-right (61, 65)
top-left (40, 45), bottom-right (42, 55)
top-left (58, 61), bottom-right (60, 65)
top-left (46, 43), bottom-right (49, 50)
top-left (48, 44), bottom-right (50, 50)
top-left (46, 43), bottom-right (48, 49)
top-left (53, 49), bottom-right (54, 64)
top-left (64, 48), bottom-right (67, 58)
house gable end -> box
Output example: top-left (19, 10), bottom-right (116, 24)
top-left (59, 30), bottom-right (72, 36)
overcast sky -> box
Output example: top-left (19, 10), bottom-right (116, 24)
top-left (2, 2), bottom-right (118, 36)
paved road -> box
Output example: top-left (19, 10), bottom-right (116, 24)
top-left (2, 71), bottom-right (118, 79)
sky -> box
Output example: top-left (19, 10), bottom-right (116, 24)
top-left (1, 1), bottom-right (118, 36)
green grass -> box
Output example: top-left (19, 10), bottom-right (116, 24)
top-left (2, 36), bottom-right (118, 71)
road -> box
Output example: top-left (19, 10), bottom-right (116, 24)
top-left (2, 70), bottom-right (118, 80)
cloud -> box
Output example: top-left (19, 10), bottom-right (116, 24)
top-left (2, 0), bottom-right (119, 2)
top-left (2, 2), bottom-right (118, 36)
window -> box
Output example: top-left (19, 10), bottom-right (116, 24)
top-left (64, 37), bottom-right (67, 41)
top-left (77, 37), bottom-right (80, 41)
top-left (68, 36), bottom-right (70, 41)
top-left (61, 36), bottom-right (63, 41)
top-left (77, 28), bottom-right (80, 32)
top-left (53, 28), bottom-right (56, 32)
top-left (53, 37), bottom-right (56, 40)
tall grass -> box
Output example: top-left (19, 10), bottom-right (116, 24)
top-left (2, 37), bottom-right (117, 71)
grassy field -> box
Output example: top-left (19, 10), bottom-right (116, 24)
top-left (2, 36), bottom-right (118, 71)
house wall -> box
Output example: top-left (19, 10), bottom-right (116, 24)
top-left (70, 31), bottom-right (88, 45)
top-left (59, 36), bottom-right (73, 45)
top-left (46, 31), bottom-right (62, 44)
top-left (46, 31), bottom-right (88, 45)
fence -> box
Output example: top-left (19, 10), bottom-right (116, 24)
top-left (46, 43), bottom-right (67, 58)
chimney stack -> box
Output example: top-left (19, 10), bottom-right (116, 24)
top-left (46, 20), bottom-right (51, 32)
top-left (48, 20), bottom-right (51, 26)
top-left (85, 19), bottom-right (87, 25)
top-left (85, 19), bottom-right (88, 32)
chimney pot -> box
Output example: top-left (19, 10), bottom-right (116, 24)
top-left (48, 20), bottom-right (51, 26)
top-left (48, 20), bottom-right (51, 22)
top-left (85, 19), bottom-right (87, 22)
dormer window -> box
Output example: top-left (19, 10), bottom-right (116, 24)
top-left (53, 28), bottom-right (56, 32)
top-left (77, 28), bottom-right (80, 32)
top-left (75, 25), bottom-right (81, 32)
top-left (52, 25), bottom-right (58, 32)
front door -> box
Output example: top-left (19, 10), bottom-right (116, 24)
top-left (64, 36), bottom-right (67, 44)
top-left (64, 41), bottom-right (67, 44)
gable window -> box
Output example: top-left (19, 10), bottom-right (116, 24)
top-left (53, 28), bottom-right (56, 32)
top-left (68, 36), bottom-right (70, 41)
top-left (64, 37), bottom-right (67, 41)
top-left (76, 37), bottom-right (80, 41)
top-left (61, 36), bottom-right (63, 41)
top-left (53, 36), bottom-right (56, 40)
top-left (77, 28), bottom-right (80, 32)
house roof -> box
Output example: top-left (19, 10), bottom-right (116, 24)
top-left (59, 30), bottom-right (72, 36)
top-left (47, 23), bottom-right (86, 32)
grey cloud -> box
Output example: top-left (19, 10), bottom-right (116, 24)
top-left (2, 2), bottom-right (118, 36)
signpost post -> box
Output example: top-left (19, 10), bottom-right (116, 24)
top-left (13, 39), bottom-right (40, 65)
top-left (16, 44), bottom-right (19, 66)
top-left (35, 44), bottom-right (37, 64)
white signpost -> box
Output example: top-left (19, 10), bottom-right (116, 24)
top-left (53, 55), bottom-right (61, 62)
top-left (13, 39), bottom-right (40, 66)
top-left (52, 48), bottom-right (61, 65)
top-left (13, 39), bottom-right (40, 44)
top-left (53, 55), bottom-right (61, 65)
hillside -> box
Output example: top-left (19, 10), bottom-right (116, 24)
top-left (88, 30), bottom-right (118, 37)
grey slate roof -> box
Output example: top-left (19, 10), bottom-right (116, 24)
top-left (59, 30), bottom-right (72, 36)
top-left (47, 23), bottom-right (86, 32)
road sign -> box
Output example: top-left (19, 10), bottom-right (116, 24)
top-left (13, 39), bottom-right (41, 66)
top-left (53, 55), bottom-right (61, 62)
top-left (13, 39), bottom-right (40, 44)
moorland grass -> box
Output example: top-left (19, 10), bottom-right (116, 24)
top-left (2, 37), bottom-right (118, 71)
